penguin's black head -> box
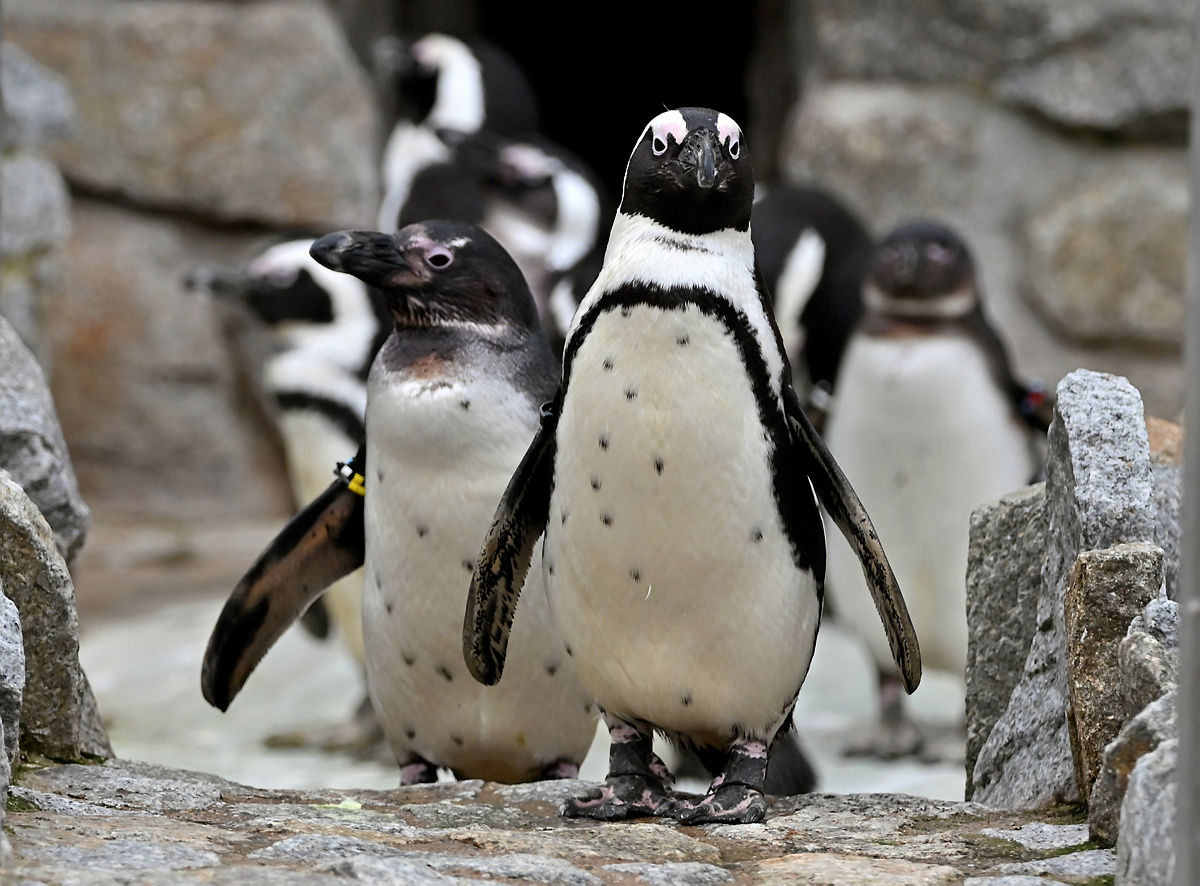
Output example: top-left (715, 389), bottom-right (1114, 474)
top-left (309, 220), bottom-right (541, 333)
top-left (619, 108), bottom-right (754, 235)
top-left (867, 221), bottom-right (978, 318)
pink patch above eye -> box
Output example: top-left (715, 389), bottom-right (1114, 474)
top-left (716, 113), bottom-right (742, 148)
top-left (647, 110), bottom-right (687, 147)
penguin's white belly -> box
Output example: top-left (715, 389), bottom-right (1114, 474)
top-left (824, 335), bottom-right (1035, 675)
top-left (276, 410), bottom-right (367, 664)
top-left (363, 369), bottom-right (595, 782)
top-left (545, 304), bottom-right (820, 744)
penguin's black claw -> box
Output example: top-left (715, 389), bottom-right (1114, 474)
top-left (677, 783), bottom-right (767, 825)
top-left (560, 774), bottom-right (678, 820)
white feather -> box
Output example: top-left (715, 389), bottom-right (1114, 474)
top-left (773, 228), bottom-right (826, 358)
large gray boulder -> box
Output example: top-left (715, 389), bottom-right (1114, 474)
top-left (0, 470), bottom-right (110, 761)
top-left (0, 315), bottom-right (89, 561)
top-left (1115, 738), bottom-right (1177, 885)
top-left (964, 483), bottom-right (1045, 797)
top-left (7, 0), bottom-right (380, 230)
top-left (1, 41), bottom-right (75, 149)
top-left (0, 582), bottom-right (24, 769)
top-left (971, 370), bottom-right (1156, 809)
top-left (808, 0), bottom-right (1193, 138)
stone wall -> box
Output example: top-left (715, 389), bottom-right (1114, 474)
top-left (4, 0), bottom-right (383, 520)
top-left (779, 0), bottom-right (1189, 419)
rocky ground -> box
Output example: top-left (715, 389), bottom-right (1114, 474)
top-left (0, 514), bottom-right (1118, 885)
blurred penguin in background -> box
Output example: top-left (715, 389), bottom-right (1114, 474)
top-left (822, 220), bottom-right (1050, 760)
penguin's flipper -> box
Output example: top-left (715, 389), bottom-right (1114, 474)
top-left (783, 385), bottom-right (922, 693)
top-left (463, 401), bottom-right (558, 687)
top-left (201, 467), bottom-right (366, 711)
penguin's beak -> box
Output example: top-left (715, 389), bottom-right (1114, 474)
top-left (678, 129), bottom-right (719, 189)
top-left (310, 231), bottom-right (410, 287)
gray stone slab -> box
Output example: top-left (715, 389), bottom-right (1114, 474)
top-left (603, 862), bottom-right (735, 885)
top-left (991, 848), bottom-right (1116, 880)
top-left (0, 582), bottom-right (25, 768)
top-left (972, 370), bottom-right (1156, 809)
top-left (0, 471), bottom-right (108, 760)
top-left (25, 839), bottom-right (222, 871)
top-left (0, 150), bottom-right (71, 259)
top-left (964, 483), bottom-right (1045, 797)
top-left (0, 316), bottom-right (89, 561)
top-left (1116, 738), bottom-right (1177, 885)
top-left (980, 822), bottom-right (1089, 852)
top-left (1, 40), bottom-right (75, 148)
top-left (1119, 629), bottom-right (1177, 720)
top-left (7, 0), bottom-right (379, 229)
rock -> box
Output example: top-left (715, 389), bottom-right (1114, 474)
top-left (43, 198), bottom-right (292, 520)
top-left (972, 370), bottom-right (1155, 809)
top-left (1115, 737), bottom-right (1177, 885)
top-left (0, 151), bottom-right (71, 260)
top-left (989, 848), bottom-right (1116, 882)
top-left (1119, 630), bottom-right (1177, 720)
top-left (1, 41), bottom-right (75, 148)
top-left (1147, 418), bottom-right (1183, 598)
top-left (1063, 542), bottom-right (1163, 797)
top-left (808, 1), bottom-right (1194, 137)
top-left (7, 0), bottom-right (379, 230)
top-left (1089, 689), bottom-right (1176, 847)
top-left (0, 583), bottom-right (24, 768)
top-left (980, 822), bottom-right (1090, 852)
top-left (1130, 595), bottom-right (1180, 648)
top-left (1022, 165), bottom-right (1187, 347)
top-left (0, 471), bottom-right (110, 761)
top-left (964, 483), bottom-right (1045, 797)
top-left (0, 315), bottom-right (90, 561)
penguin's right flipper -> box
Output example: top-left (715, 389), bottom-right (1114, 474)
top-left (783, 384), bottom-right (922, 694)
top-left (201, 453), bottom-right (366, 711)
top-left (463, 400), bottom-right (559, 687)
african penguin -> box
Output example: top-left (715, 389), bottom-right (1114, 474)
top-left (751, 184), bottom-right (874, 422)
top-left (822, 221), bottom-right (1047, 760)
top-left (464, 109), bottom-right (921, 823)
top-left (203, 220), bottom-right (597, 784)
top-left (375, 33), bottom-right (539, 236)
top-left (188, 239), bottom-right (390, 671)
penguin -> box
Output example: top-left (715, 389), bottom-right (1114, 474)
top-left (463, 108), bottom-right (921, 823)
top-left (751, 185), bottom-right (875, 423)
top-left (187, 240), bottom-right (390, 674)
top-left (203, 220), bottom-right (597, 784)
top-left (375, 33), bottom-right (539, 237)
top-left (821, 220), bottom-right (1048, 760)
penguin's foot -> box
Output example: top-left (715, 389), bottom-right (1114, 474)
top-left (678, 737), bottom-right (769, 825)
top-left (843, 672), bottom-right (924, 760)
top-left (538, 758), bottom-right (581, 780)
top-left (399, 757), bottom-right (439, 785)
top-left (561, 773), bottom-right (678, 820)
top-left (561, 718), bottom-right (676, 820)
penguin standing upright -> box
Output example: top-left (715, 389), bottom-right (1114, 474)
top-left (203, 220), bottom-right (597, 783)
top-left (464, 108), bottom-right (921, 823)
top-left (822, 221), bottom-right (1047, 759)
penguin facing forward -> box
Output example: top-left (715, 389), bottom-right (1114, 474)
top-left (203, 220), bottom-right (596, 784)
top-left (751, 185), bottom-right (874, 422)
top-left (464, 108), bottom-right (921, 824)
top-left (822, 221), bottom-right (1047, 760)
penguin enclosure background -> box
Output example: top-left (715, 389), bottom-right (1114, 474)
top-left (0, 0), bottom-right (1191, 798)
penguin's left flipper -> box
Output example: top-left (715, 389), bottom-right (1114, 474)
top-left (463, 400), bottom-right (558, 687)
top-left (202, 457), bottom-right (366, 711)
top-left (784, 385), bottom-right (923, 694)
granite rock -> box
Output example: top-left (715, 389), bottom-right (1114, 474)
top-left (7, 0), bottom-right (380, 230)
top-left (0, 583), bottom-right (25, 768)
top-left (1063, 542), bottom-right (1162, 797)
top-left (0, 150), bottom-right (72, 260)
top-left (1119, 630), bottom-right (1177, 720)
top-left (972, 370), bottom-right (1155, 809)
top-left (1, 41), bottom-right (75, 148)
top-left (0, 316), bottom-right (89, 561)
top-left (1115, 737), bottom-right (1177, 885)
top-left (964, 483), bottom-right (1045, 797)
top-left (1089, 689), bottom-right (1176, 847)
top-left (0, 471), bottom-right (110, 760)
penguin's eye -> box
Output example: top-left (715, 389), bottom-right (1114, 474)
top-left (427, 248), bottom-right (454, 269)
top-left (727, 137), bottom-right (740, 159)
top-left (651, 136), bottom-right (668, 156)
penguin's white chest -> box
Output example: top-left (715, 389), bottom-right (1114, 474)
top-left (824, 334), bottom-right (1035, 674)
top-left (362, 363), bottom-right (594, 781)
top-left (543, 303), bottom-right (820, 744)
